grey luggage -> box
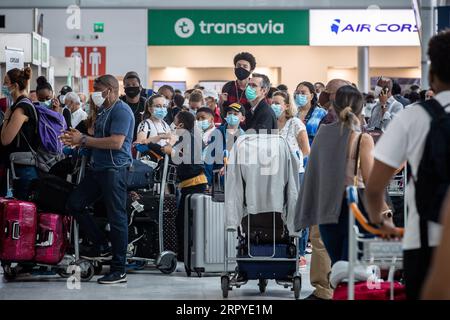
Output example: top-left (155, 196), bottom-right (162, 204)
top-left (184, 193), bottom-right (238, 277)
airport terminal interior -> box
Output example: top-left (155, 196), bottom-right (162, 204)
top-left (1, 0), bottom-right (450, 304)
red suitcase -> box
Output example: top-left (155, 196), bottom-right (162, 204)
top-left (333, 281), bottom-right (406, 300)
top-left (0, 200), bottom-right (37, 262)
top-left (35, 213), bottom-right (71, 264)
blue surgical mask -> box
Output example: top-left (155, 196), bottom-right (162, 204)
top-left (245, 85), bottom-right (257, 101)
top-left (154, 107), bottom-right (168, 120)
top-left (41, 100), bottom-right (52, 109)
top-left (2, 85), bottom-right (11, 98)
top-left (271, 103), bottom-right (283, 119)
top-left (197, 119), bottom-right (211, 131)
top-left (189, 108), bottom-right (197, 116)
top-left (295, 94), bottom-right (308, 107)
top-left (226, 114), bottom-right (240, 127)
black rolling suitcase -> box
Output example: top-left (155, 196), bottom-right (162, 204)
top-left (127, 191), bottom-right (177, 259)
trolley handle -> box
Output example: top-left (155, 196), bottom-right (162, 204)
top-left (346, 187), bottom-right (404, 237)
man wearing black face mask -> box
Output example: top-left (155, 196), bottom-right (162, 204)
top-left (120, 71), bottom-right (146, 140)
top-left (219, 52), bottom-right (256, 130)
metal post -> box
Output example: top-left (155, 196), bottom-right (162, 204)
top-left (420, 0), bottom-right (437, 89)
top-left (357, 46), bottom-right (370, 93)
top-left (158, 155), bottom-right (169, 253)
top-left (348, 188), bottom-right (356, 300)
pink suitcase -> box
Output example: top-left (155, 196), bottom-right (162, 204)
top-left (34, 213), bottom-right (71, 264)
top-left (0, 200), bottom-right (37, 262)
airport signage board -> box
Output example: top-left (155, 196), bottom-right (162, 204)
top-left (148, 10), bottom-right (309, 45)
top-left (309, 10), bottom-right (420, 46)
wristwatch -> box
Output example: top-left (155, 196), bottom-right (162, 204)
top-left (382, 209), bottom-right (393, 219)
top-left (80, 134), bottom-right (88, 148)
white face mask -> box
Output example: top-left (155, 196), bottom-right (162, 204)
top-left (92, 91), bottom-right (106, 107)
top-left (374, 85), bottom-right (383, 97)
top-left (59, 95), bottom-right (66, 104)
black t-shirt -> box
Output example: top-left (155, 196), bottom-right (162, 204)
top-left (7, 96), bottom-right (39, 154)
top-left (120, 95), bottom-right (146, 140)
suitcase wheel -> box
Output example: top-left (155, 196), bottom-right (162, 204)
top-left (258, 279), bottom-right (268, 293)
top-left (73, 260), bottom-right (95, 282)
top-left (221, 276), bottom-right (230, 298)
top-left (293, 276), bottom-right (302, 300)
top-left (3, 265), bottom-right (17, 281)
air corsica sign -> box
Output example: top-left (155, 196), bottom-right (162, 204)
top-left (310, 10), bottom-right (420, 46)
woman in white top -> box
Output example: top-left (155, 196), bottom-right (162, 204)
top-left (271, 91), bottom-right (310, 178)
top-left (135, 94), bottom-right (171, 146)
top-left (271, 90), bottom-right (310, 268)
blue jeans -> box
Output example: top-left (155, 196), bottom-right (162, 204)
top-left (298, 172), bottom-right (309, 257)
top-left (13, 165), bottom-right (38, 200)
top-left (66, 167), bottom-right (128, 273)
top-left (319, 197), bottom-right (372, 265)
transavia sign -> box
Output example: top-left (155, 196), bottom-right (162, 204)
top-left (310, 10), bottom-right (420, 46)
top-left (148, 10), bottom-right (309, 45)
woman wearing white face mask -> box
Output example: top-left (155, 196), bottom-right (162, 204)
top-left (1, 67), bottom-right (38, 200)
top-left (270, 90), bottom-right (310, 269)
top-left (135, 94), bottom-right (171, 147)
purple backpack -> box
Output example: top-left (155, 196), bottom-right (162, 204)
top-left (19, 98), bottom-right (67, 154)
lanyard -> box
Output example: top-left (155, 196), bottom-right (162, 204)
top-left (235, 81), bottom-right (247, 105)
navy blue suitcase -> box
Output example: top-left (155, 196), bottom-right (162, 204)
top-left (236, 244), bottom-right (297, 280)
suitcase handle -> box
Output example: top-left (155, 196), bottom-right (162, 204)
top-left (36, 230), bottom-right (54, 247)
top-left (11, 221), bottom-right (20, 240)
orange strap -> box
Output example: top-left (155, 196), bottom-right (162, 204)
top-left (349, 203), bottom-right (404, 238)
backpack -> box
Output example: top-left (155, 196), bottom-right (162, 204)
top-left (13, 98), bottom-right (67, 172)
top-left (414, 99), bottom-right (450, 232)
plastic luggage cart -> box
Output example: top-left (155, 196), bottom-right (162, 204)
top-left (346, 186), bottom-right (405, 300)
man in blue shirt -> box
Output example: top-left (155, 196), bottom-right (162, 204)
top-left (62, 74), bottom-right (134, 284)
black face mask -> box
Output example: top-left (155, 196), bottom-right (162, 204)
top-left (234, 67), bottom-right (251, 81)
top-left (125, 86), bottom-right (141, 98)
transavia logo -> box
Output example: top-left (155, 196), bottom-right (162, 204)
top-left (174, 19), bottom-right (285, 38)
top-left (330, 18), bottom-right (418, 34)
top-left (174, 18), bottom-right (195, 38)
top-left (331, 19), bottom-right (341, 34)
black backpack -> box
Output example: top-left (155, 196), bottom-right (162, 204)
top-left (414, 99), bottom-right (450, 241)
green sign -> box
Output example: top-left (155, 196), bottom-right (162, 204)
top-left (94, 22), bottom-right (104, 33)
top-left (148, 10), bottom-right (309, 45)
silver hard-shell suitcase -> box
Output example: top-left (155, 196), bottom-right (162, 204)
top-left (184, 193), bottom-right (238, 277)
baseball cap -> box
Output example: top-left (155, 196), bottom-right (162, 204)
top-left (60, 85), bottom-right (73, 95)
top-left (224, 103), bottom-right (245, 114)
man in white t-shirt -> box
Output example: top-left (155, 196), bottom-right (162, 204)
top-left (365, 30), bottom-right (450, 300)
top-left (64, 91), bottom-right (87, 128)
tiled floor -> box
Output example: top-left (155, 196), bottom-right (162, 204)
top-left (0, 261), bottom-right (314, 300)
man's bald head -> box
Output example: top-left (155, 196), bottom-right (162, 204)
top-left (319, 79), bottom-right (353, 109)
top-left (326, 79), bottom-right (353, 101)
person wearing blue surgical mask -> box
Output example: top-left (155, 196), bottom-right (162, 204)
top-left (196, 107), bottom-right (216, 146)
top-left (188, 89), bottom-right (204, 116)
top-left (135, 94), bottom-right (172, 147)
top-left (295, 81), bottom-right (327, 146)
top-left (203, 103), bottom-right (246, 187)
top-left (272, 90), bottom-right (310, 269)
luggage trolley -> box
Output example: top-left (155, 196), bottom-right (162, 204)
top-left (125, 154), bottom-right (179, 274)
top-left (219, 136), bottom-right (301, 300)
top-left (346, 186), bottom-right (405, 300)
top-left (221, 216), bottom-right (301, 299)
top-left (2, 155), bottom-right (96, 282)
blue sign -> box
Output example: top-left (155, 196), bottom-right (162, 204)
top-left (437, 6), bottom-right (450, 32)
